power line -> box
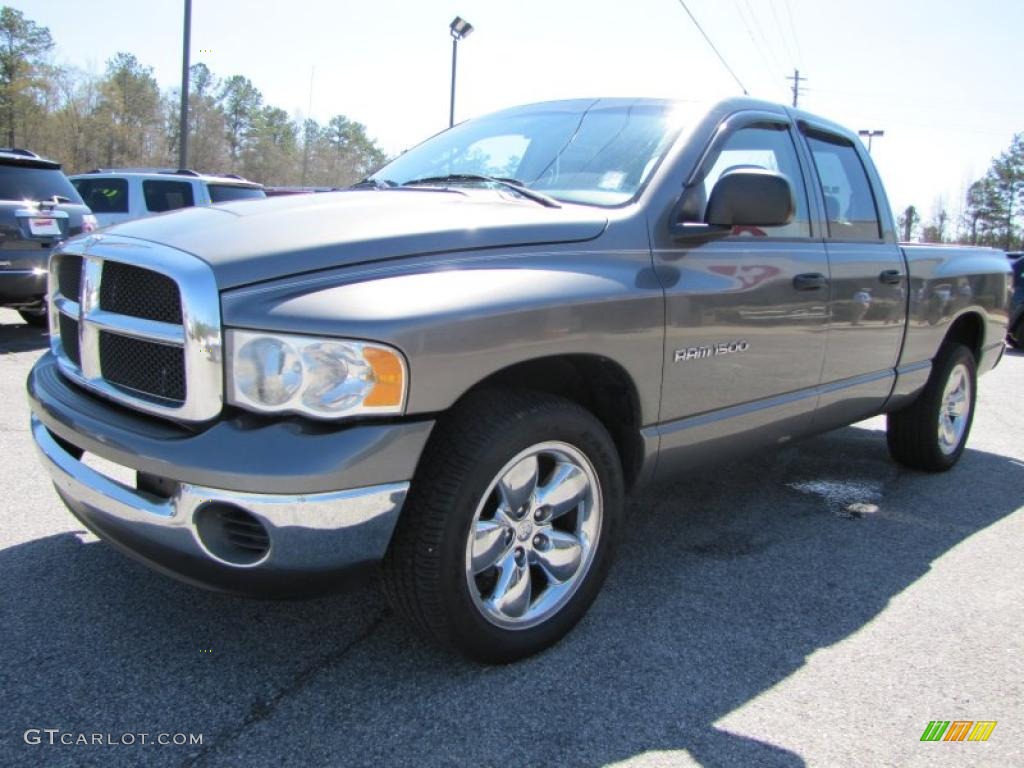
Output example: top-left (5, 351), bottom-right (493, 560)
top-left (782, 0), bottom-right (803, 66)
top-left (768, 0), bottom-right (797, 66)
top-left (674, 0), bottom-right (748, 95)
top-left (740, 0), bottom-right (789, 84)
top-left (734, 0), bottom-right (783, 89)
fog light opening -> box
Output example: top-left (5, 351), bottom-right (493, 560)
top-left (194, 503), bottom-right (270, 566)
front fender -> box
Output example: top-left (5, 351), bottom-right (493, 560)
top-left (221, 247), bottom-right (666, 424)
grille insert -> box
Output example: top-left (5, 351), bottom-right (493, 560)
top-left (99, 332), bottom-right (186, 403)
top-left (57, 255), bottom-right (83, 300)
top-left (100, 261), bottom-right (183, 324)
top-left (58, 313), bottom-right (80, 367)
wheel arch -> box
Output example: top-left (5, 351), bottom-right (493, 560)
top-left (943, 310), bottom-right (985, 360)
top-left (455, 354), bottom-right (647, 491)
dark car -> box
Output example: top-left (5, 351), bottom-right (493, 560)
top-left (1008, 254), bottom-right (1023, 346)
top-left (0, 149), bottom-right (96, 326)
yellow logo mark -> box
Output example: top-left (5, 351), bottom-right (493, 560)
top-left (968, 721), bottom-right (997, 742)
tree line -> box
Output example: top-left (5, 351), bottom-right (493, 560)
top-left (4, 6), bottom-right (1024, 245)
top-left (898, 131), bottom-right (1024, 250)
top-left (0, 6), bottom-right (387, 186)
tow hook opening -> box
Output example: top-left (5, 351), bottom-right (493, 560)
top-left (194, 503), bottom-right (271, 566)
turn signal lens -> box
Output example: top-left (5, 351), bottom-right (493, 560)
top-left (364, 347), bottom-right (405, 407)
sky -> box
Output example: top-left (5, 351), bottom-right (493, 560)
top-left (13, 0), bottom-right (1024, 228)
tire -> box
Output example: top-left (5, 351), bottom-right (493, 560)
top-left (1008, 318), bottom-right (1022, 348)
top-left (887, 342), bottom-right (977, 471)
top-left (383, 389), bottom-right (623, 663)
top-left (18, 309), bottom-right (48, 328)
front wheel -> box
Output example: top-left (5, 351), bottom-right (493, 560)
top-left (383, 390), bottom-right (623, 663)
top-left (887, 342), bottom-right (977, 471)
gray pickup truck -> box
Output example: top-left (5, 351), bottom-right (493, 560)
top-left (27, 97), bottom-right (1011, 662)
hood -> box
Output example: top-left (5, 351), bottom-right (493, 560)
top-left (104, 189), bottom-right (608, 289)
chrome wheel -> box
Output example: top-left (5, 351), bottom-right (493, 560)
top-left (938, 362), bottom-right (971, 455)
top-left (464, 441), bottom-right (602, 630)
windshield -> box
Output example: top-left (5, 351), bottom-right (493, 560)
top-left (371, 101), bottom-right (686, 207)
top-left (0, 165), bottom-right (83, 204)
top-left (209, 184), bottom-right (266, 203)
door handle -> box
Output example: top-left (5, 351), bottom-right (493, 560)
top-left (793, 273), bottom-right (828, 290)
top-left (879, 269), bottom-right (903, 285)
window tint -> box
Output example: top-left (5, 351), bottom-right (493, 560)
top-left (208, 184), bottom-right (266, 203)
top-left (0, 165), bottom-right (83, 203)
top-left (72, 178), bottom-right (129, 213)
top-left (143, 180), bottom-right (194, 212)
top-left (805, 133), bottom-right (881, 241)
top-left (701, 125), bottom-right (810, 238)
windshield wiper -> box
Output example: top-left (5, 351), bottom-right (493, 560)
top-left (349, 177), bottom-right (398, 190)
top-left (400, 174), bottom-right (561, 208)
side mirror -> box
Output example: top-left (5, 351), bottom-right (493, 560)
top-left (706, 168), bottom-right (794, 228)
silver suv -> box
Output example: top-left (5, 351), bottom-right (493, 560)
top-left (69, 169), bottom-right (265, 227)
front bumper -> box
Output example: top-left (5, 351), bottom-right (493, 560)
top-left (28, 352), bottom-right (434, 595)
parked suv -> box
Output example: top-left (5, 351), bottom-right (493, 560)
top-left (1008, 254), bottom-right (1023, 346)
top-left (0, 149), bottom-right (96, 326)
top-left (69, 169), bottom-right (265, 227)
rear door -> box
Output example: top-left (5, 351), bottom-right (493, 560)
top-left (652, 112), bottom-right (830, 468)
top-left (799, 127), bottom-right (906, 427)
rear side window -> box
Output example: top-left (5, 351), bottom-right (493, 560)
top-left (208, 184), bottom-right (266, 203)
top-left (805, 133), bottom-right (882, 241)
top-left (0, 165), bottom-right (83, 203)
top-left (72, 178), bottom-right (129, 213)
top-left (143, 180), bottom-right (194, 212)
top-left (701, 124), bottom-right (810, 238)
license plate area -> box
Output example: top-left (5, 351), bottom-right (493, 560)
top-left (27, 216), bottom-right (61, 236)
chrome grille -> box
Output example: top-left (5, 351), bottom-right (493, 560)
top-left (48, 234), bottom-right (223, 422)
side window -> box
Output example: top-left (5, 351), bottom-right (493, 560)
top-left (72, 178), bottom-right (129, 213)
top-left (701, 124), bottom-right (810, 238)
top-left (143, 180), bottom-right (195, 213)
top-left (805, 133), bottom-right (881, 241)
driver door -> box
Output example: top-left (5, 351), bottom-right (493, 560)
top-left (651, 115), bottom-right (829, 469)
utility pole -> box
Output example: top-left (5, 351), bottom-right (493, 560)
top-left (786, 68), bottom-right (806, 108)
top-left (177, 0), bottom-right (192, 170)
top-left (858, 129), bottom-right (885, 154)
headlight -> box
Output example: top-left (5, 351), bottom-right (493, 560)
top-left (227, 330), bottom-right (407, 419)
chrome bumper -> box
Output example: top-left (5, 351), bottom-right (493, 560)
top-left (32, 415), bottom-right (409, 595)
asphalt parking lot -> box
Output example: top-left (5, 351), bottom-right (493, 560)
top-left (1, 306), bottom-right (1021, 768)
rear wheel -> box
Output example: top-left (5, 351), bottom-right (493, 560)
top-left (383, 390), bottom-right (623, 663)
top-left (1008, 318), bottom-right (1022, 348)
top-left (887, 342), bottom-right (976, 471)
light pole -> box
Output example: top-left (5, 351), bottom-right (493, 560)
top-left (858, 129), bottom-right (884, 154)
top-left (178, 0), bottom-right (192, 169)
top-left (449, 16), bottom-right (473, 128)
